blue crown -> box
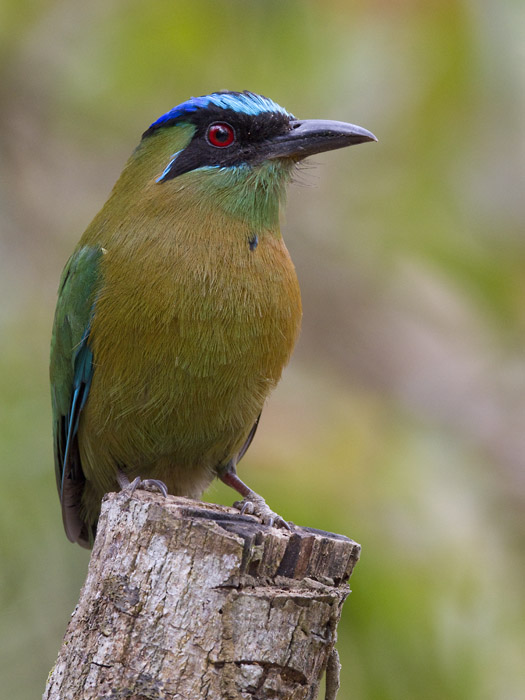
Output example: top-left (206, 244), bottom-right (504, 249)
top-left (148, 91), bottom-right (294, 131)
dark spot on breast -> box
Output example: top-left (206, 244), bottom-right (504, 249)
top-left (248, 233), bottom-right (258, 251)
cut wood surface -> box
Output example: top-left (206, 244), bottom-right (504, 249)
top-left (44, 490), bottom-right (360, 700)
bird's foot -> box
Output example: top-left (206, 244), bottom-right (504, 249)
top-left (233, 491), bottom-right (292, 530)
top-left (128, 476), bottom-right (169, 497)
top-left (219, 467), bottom-right (292, 530)
top-left (117, 470), bottom-right (168, 498)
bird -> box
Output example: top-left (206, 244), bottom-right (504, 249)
top-left (50, 90), bottom-right (376, 548)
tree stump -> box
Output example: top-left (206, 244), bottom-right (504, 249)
top-left (43, 490), bottom-right (360, 700)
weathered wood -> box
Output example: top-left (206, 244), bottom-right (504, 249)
top-left (44, 490), bottom-right (360, 700)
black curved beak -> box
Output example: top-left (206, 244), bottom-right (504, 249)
top-left (267, 119), bottom-right (377, 160)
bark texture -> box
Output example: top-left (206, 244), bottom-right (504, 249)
top-left (44, 491), bottom-right (360, 700)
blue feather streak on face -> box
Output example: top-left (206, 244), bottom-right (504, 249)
top-left (149, 91), bottom-right (293, 131)
top-left (156, 150), bottom-right (183, 182)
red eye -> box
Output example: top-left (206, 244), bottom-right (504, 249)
top-left (207, 122), bottom-right (235, 148)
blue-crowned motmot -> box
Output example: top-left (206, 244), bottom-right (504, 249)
top-left (50, 91), bottom-right (376, 547)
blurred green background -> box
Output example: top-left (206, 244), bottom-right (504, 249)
top-left (1, 0), bottom-right (524, 697)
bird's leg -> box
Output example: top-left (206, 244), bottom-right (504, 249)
top-left (116, 468), bottom-right (168, 498)
top-left (219, 464), bottom-right (292, 530)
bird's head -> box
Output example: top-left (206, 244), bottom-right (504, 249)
top-left (120, 91), bottom-right (376, 228)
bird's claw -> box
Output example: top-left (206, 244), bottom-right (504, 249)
top-left (233, 493), bottom-right (292, 530)
top-left (239, 500), bottom-right (256, 516)
top-left (126, 476), bottom-right (169, 498)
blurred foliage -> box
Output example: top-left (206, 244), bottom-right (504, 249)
top-left (1, 0), bottom-right (524, 697)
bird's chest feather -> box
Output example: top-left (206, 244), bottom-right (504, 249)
top-left (88, 225), bottom-right (301, 423)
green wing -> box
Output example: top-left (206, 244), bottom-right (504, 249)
top-left (50, 245), bottom-right (104, 547)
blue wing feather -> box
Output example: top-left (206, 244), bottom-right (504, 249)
top-left (50, 245), bottom-right (103, 546)
top-left (60, 338), bottom-right (94, 502)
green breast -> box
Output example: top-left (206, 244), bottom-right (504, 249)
top-left (77, 214), bottom-right (301, 493)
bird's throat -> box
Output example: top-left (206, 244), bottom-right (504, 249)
top-left (176, 160), bottom-right (295, 231)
